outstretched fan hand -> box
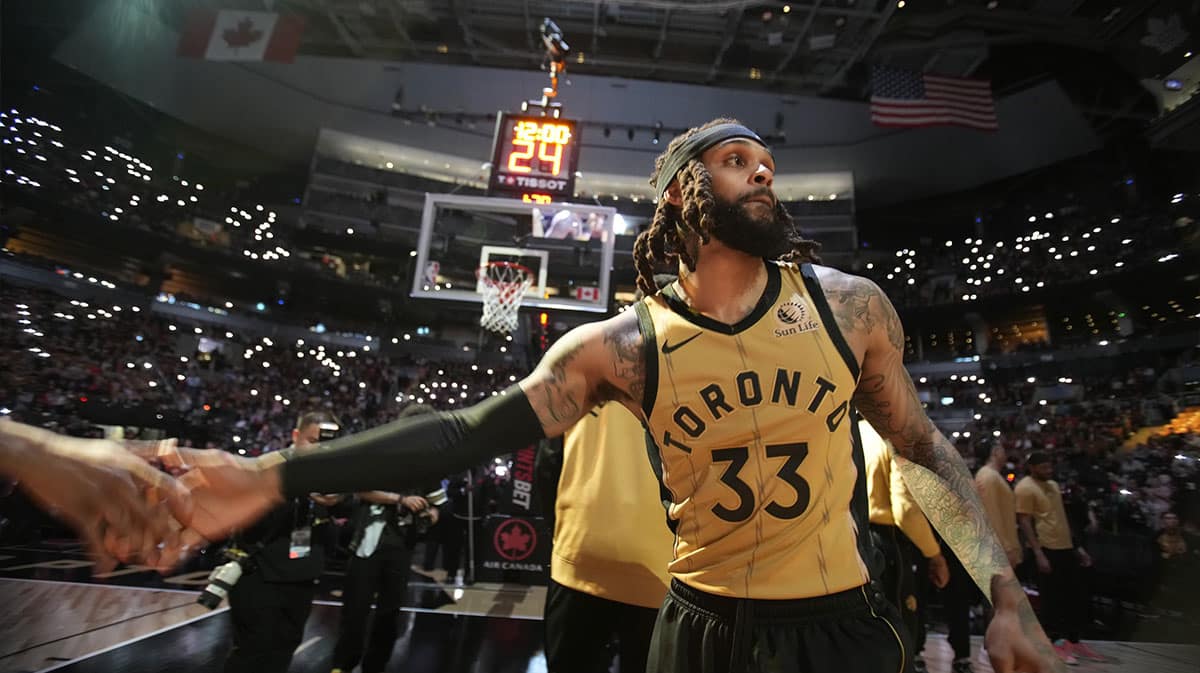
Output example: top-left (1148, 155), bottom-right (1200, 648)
top-left (2, 424), bottom-right (193, 574)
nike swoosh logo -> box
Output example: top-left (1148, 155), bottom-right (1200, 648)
top-left (662, 332), bottom-right (702, 354)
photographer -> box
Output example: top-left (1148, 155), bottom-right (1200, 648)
top-left (221, 411), bottom-right (342, 673)
top-left (330, 404), bottom-right (447, 673)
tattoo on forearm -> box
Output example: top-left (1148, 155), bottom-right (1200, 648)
top-left (895, 441), bottom-right (1011, 591)
top-left (858, 363), bottom-right (1010, 596)
top-left (889, 421), bottom-right (1058, 667)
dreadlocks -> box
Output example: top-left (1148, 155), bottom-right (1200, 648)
top-left (632, 118), bottom-right (822, 297)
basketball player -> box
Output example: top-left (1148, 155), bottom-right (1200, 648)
top-left (542, 402), bottom-right (673, 673)
top-left (82, 119), bottom-right (1060, 672)
top-left (1015, 452), bottom-right (1101, 664)
top-left (976, 443), bottom-right (1021, 568)
top-left (0, 418), bottom-right (190, 573)
top-left (971, 442), bottom-right (1022, 668)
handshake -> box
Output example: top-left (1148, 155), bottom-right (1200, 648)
top-left (0, 419), bottom-right (288, 575)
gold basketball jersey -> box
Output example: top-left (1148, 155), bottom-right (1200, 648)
top-left (553, 402), bottom-right (674, 609)
top-left (634, 261), bottom-right (871, 599)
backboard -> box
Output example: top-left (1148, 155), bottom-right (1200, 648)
top-left (411, 193), bottom-right (616, 313)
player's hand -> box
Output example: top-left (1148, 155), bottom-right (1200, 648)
top-left (1076, 548), bottom-right (1092, 568)
top-left (987, 575), bottom-right (1064, 673)
top-left (1035, 551), bottom-right (1052, 574)
top-left (160, 447), bottom-right (285, 551)
top-left (985, 607), bottom-right (1061, 673)
top-left (927, 553), bottom-right (950, 589)
top-left (424, 507), bottom-right (439, 525)
top-left (2, 422), bottom-right (192, 574)
top-left (400, 495), bottom-right (429, 512)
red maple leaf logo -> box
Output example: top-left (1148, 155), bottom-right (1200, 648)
top-left (493, 519), bottom-right (537, 561)
top-left (500, 525), bottom-right (530, 553)
top-left (223, 17), bottom-right (263, 49)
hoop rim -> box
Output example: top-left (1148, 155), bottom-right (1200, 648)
top-left (476, 260), bottom-right (535, 288)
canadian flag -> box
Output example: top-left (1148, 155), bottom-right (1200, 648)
top-left (574, 286), bottom-right (601, 302)
top-left (177, 10), bottom-right (305, 63)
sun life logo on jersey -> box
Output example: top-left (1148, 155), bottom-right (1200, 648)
top-left (774, 293), bottom-right (819, 337)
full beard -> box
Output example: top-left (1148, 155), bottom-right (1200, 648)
top-left (706, 193), bottom-right (793, 259)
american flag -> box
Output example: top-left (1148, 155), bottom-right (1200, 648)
top-left (869, 65), bottom-right (998, 131)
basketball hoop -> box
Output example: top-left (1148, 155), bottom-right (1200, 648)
top-left (477, 261), bottom-right (534, 334)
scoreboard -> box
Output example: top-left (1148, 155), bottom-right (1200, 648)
top-left (488, 112), bottom-right (580, 203)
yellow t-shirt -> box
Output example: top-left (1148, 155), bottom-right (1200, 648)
top-left (975, 465), bottom-right (1021, 560)
top-left (552, 403), bottom-right (674, 609)
top-left (636, 261), bottom-right (871, 599)
top-left (860, 421), bottom-right (940, 559)
top-left (1014, 476), bottom-right (1073, 551)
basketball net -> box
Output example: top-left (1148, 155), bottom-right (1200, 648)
top-left (478, 262), bottom-right (533, 334)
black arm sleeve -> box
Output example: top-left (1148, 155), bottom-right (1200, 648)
top-left (280, 386), bottom-right (547, 498)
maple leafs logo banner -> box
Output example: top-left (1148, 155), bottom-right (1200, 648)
top-left (1107, 1), bottom-right (1196, 79)
top-left (178, 9), bottom-right (305, 63)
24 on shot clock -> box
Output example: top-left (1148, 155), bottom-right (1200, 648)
top-left (488, 112), bottom-right (580, 201)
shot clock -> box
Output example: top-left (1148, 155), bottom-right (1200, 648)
top-left (488, 112), bottom-right (580, 201)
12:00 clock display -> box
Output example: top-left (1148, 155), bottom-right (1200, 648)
top-left (488, 113), bottom-right (580, 200)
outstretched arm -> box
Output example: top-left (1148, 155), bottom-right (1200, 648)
top-left (825, 274), bottom-right (1061, 673)
top-left (167, 312), bottom-right (644, 543)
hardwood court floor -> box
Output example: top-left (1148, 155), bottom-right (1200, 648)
top-left (0, 579), bottom-right (215, 672)
top-left (5, 577), bottom-right (1197, 673)
top-left (1, 543), bottom-right (1196, 673)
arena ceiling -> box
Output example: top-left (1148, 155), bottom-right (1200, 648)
top-left (144, 0), bottom-right (1188, 132)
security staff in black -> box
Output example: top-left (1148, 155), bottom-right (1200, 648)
top-left (223, 412), bottom-right (341, 673)
top-left (330, 404), bottom-right (447, 673)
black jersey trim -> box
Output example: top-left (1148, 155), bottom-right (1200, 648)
top-left (800, 263), bottom-right (861, 383)
top-left (660, 260), bottom-right (782, 335)
top-left (642, 429), bottom-right (679, 534)
top-left (633, 300), bottom-right (659, 419)
top-left (849, 413), bottom-right (881, 581)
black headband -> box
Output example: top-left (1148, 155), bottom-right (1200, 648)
top-left (653, 123), bottom-right (769, 200)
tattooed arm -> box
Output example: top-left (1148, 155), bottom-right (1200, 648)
top-left (520, 308), bottom-right (646, 436)
top-left (821, 268), bottom-right (1062, 673)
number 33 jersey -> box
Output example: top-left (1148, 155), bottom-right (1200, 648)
top-left (634, 261), bottom-right (872, 599)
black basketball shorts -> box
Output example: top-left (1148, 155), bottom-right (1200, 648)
top-left (647, 579), bottom-right (910, 673)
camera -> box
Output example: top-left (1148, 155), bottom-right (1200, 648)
top-left (414, 487), bottom-right (449, 535)
top-left (540, 18), bottom-right (569, 59)
top-left (198, 557), bottom-right (244, 609)
top-left (318, 420), bottom-right (341, 442)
